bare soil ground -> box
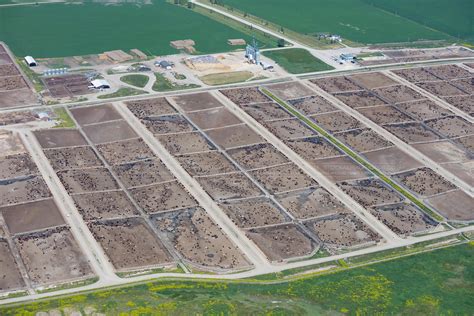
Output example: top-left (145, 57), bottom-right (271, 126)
top-left (0, 153), bottom-right (38, 179)
top-left (246, 224), bottom-right (316, 262)
top-left (220, 87), bottom-right (271, 105)
top-left (44, 146), bottom-right (102, 171)
top-left (130, 181), bottom-right (197, 214)
top-left (335, 91), bottom-right (386, 109)
top-left (449, 78), bottom-right (473, 94)
top-left (73, 191), bottom-right (139, 221)
top-left (113, 159), bottom-right (175, 188)
top-left (424, 65), bottom-right (472, 80)
top-left (34, 129), bottom-right (87, 149)
top-left (0, 64), bottom-right (19, 77)
top-left (170, 92), bottom-right (223, 112)
top-left (205, 124), bottom-right (264, 149)
top-left (152, 207), bottom-right (250, 270)
top-left (338, 178), bottom-right (404, 208)
top-left (304, 214), bottom-right (380, 249)
top-left (442, 161), bottom-right (474, 186)
top-left (384, 122), bottom-right (441, 143)
top-left (392, 68), bottom-right (439, 82)
top-left (96, 138), bottom-right (154, 165)
top-left (220, 197), bottom-right (288, 228)
top-left (57, 168), bottom-right (119, 194)
top-left (82, 120), bottom-right (138, 144)
top-left (240, 102), bottom-right (292, 121)
top-left (363, 147), bottom-right (423, 174)
top-left (15, 227), bottom-right (92, 286)
top-left (0, 89), bottom-right (37, 109)
top-left (187, 107), bottom-right (242, 130)
top-left (311, 111), bottom-right (363, 133)
top-left (336, 128), bottom-right (393, 152)
top-left (425, 116), bottom-right (474, 138)
top-left (70, 104), bottom-right (121, 126)
top-left (277, 187), bottom-right (348, 220)
top-left (1, 199), bottom-right (65, 235)
top-left (141, 115), bottom-right (195, 135)
top-left (373, 85), bottom-right (424, 103)
top-left (453, 135), bottom-right (474, 152)
top-left (413, 140), bottom-right (471, 163)
top-left (396, 99), bottom-right (452, 121)
top-left (197, 172), bottom-right (262, 201)
top-left (311, 156), bottom-right (370, 182)
top-left (0, 76), bottom-right (27, 91)
top-left (227, 143), bottom-right (289, 170)
top-left (393, 167), bottom-right (457, 197)
top-left (0, 175), bottom-right (51, 206)
top-left (311, 76), bottom-right (361, 93)
top-left (288, 95), bottom-right (337, 115)
top-left (347, 72), bottom-right (397, 89)
top-left (0, 131), bottom-right (25, 157)
top-left (88, 218), bottom-right (173, 271)
top-left (125, 98), bottom-right (177, 119)
top-left (443, 95), bottom-right (474, 114)
top-left (0, 241), bottom-right (25, 292)
top-left (426, 189), bottom-right (474, 221)
top-left (285, 136), bottom-right (343, 160)
top-left (263, 119), bottom-right (317, 139)
top-left (176, 151), bottom-right (236, 176)
top-left (265, 81), bottom-right (314, 100)
top-left (249, 163), bottom-right (317, 194)
top-left (370, 203), bottom-right (437, 236)
top-left (157, 132), bottom-right (215, 155)
top-left (357, 105), bottom-right (413, 125)
top-left (417, 81), bottom-right (467, 97)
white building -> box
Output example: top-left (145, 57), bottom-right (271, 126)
top-left (90, 79), bottom-right (110, 89)
top-left (24, 56), bottom-right (37, 67)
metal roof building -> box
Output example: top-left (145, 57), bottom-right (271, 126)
top-left (24, 56), bottom-right (37, 67)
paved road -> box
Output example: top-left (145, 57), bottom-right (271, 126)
top-left (303, 80), bottom-right (474, 197)
top-left (211, 91), bottom-right (401, 243)
top-left (19, 131), bottom-right (119, 284)
top-left (113, 102), bottom-right (271, 271)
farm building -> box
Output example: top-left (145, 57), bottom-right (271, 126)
top-left (24, 56), bottom-right (37, 67)
top-left (155, 60), bottom-right (174, 70)
top-left (90, 79), bottom-right (110, 89)
top-left (245, 39), bottom-right (260, 64)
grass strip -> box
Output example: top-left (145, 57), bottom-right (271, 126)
top-left (261, 88), bottom-right (444, 222)
top-left (53, 107), bottom-right (75, 128)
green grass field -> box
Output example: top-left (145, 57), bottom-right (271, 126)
top-left (363, 0), bottom-right (473, 42)
top-left (152, 73), bottom-right (200, 92)
top-left (120, 74), bottom-right (149, 88)
top-left (220, 0), bottom-right (453, 44)
top-left (0, 0), bottom-right (275, 58)
top-left (97, 87), bottom-right (147, 99)
top-left (2, 243), bottom-right (472, 315)
top-left (263, 48), bottom-right (334, 74)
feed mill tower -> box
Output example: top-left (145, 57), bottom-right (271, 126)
top-left (245, 39), bottom-right (260, 64)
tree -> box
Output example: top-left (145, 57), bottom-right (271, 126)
top-left (277, 38), bottom-right (286, 47)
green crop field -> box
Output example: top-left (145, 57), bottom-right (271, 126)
top-left (361, 0), bottom-right (474, 42)
top-left (263, 48), bottom-right (334, 74)
top-left (0, 0), bottom-right (275, 58)
top-left (2, 243), bottom-right (472, 315)
top-left (219, 0), bottom-right (453, 44)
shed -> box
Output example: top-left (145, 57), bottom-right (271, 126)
top-left (260, 61), bottom-right (274, 70)
top-left (155, 60), bottom-right (173, 70)
top-left (24, 56), bottom-right (37, 67)
top-left (90, 79), bottom-right (110, 89)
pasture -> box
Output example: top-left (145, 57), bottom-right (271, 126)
top-left (0, 0), bottom-right (275, 58)
top-left (221, 0), bottom-right (452, 44)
